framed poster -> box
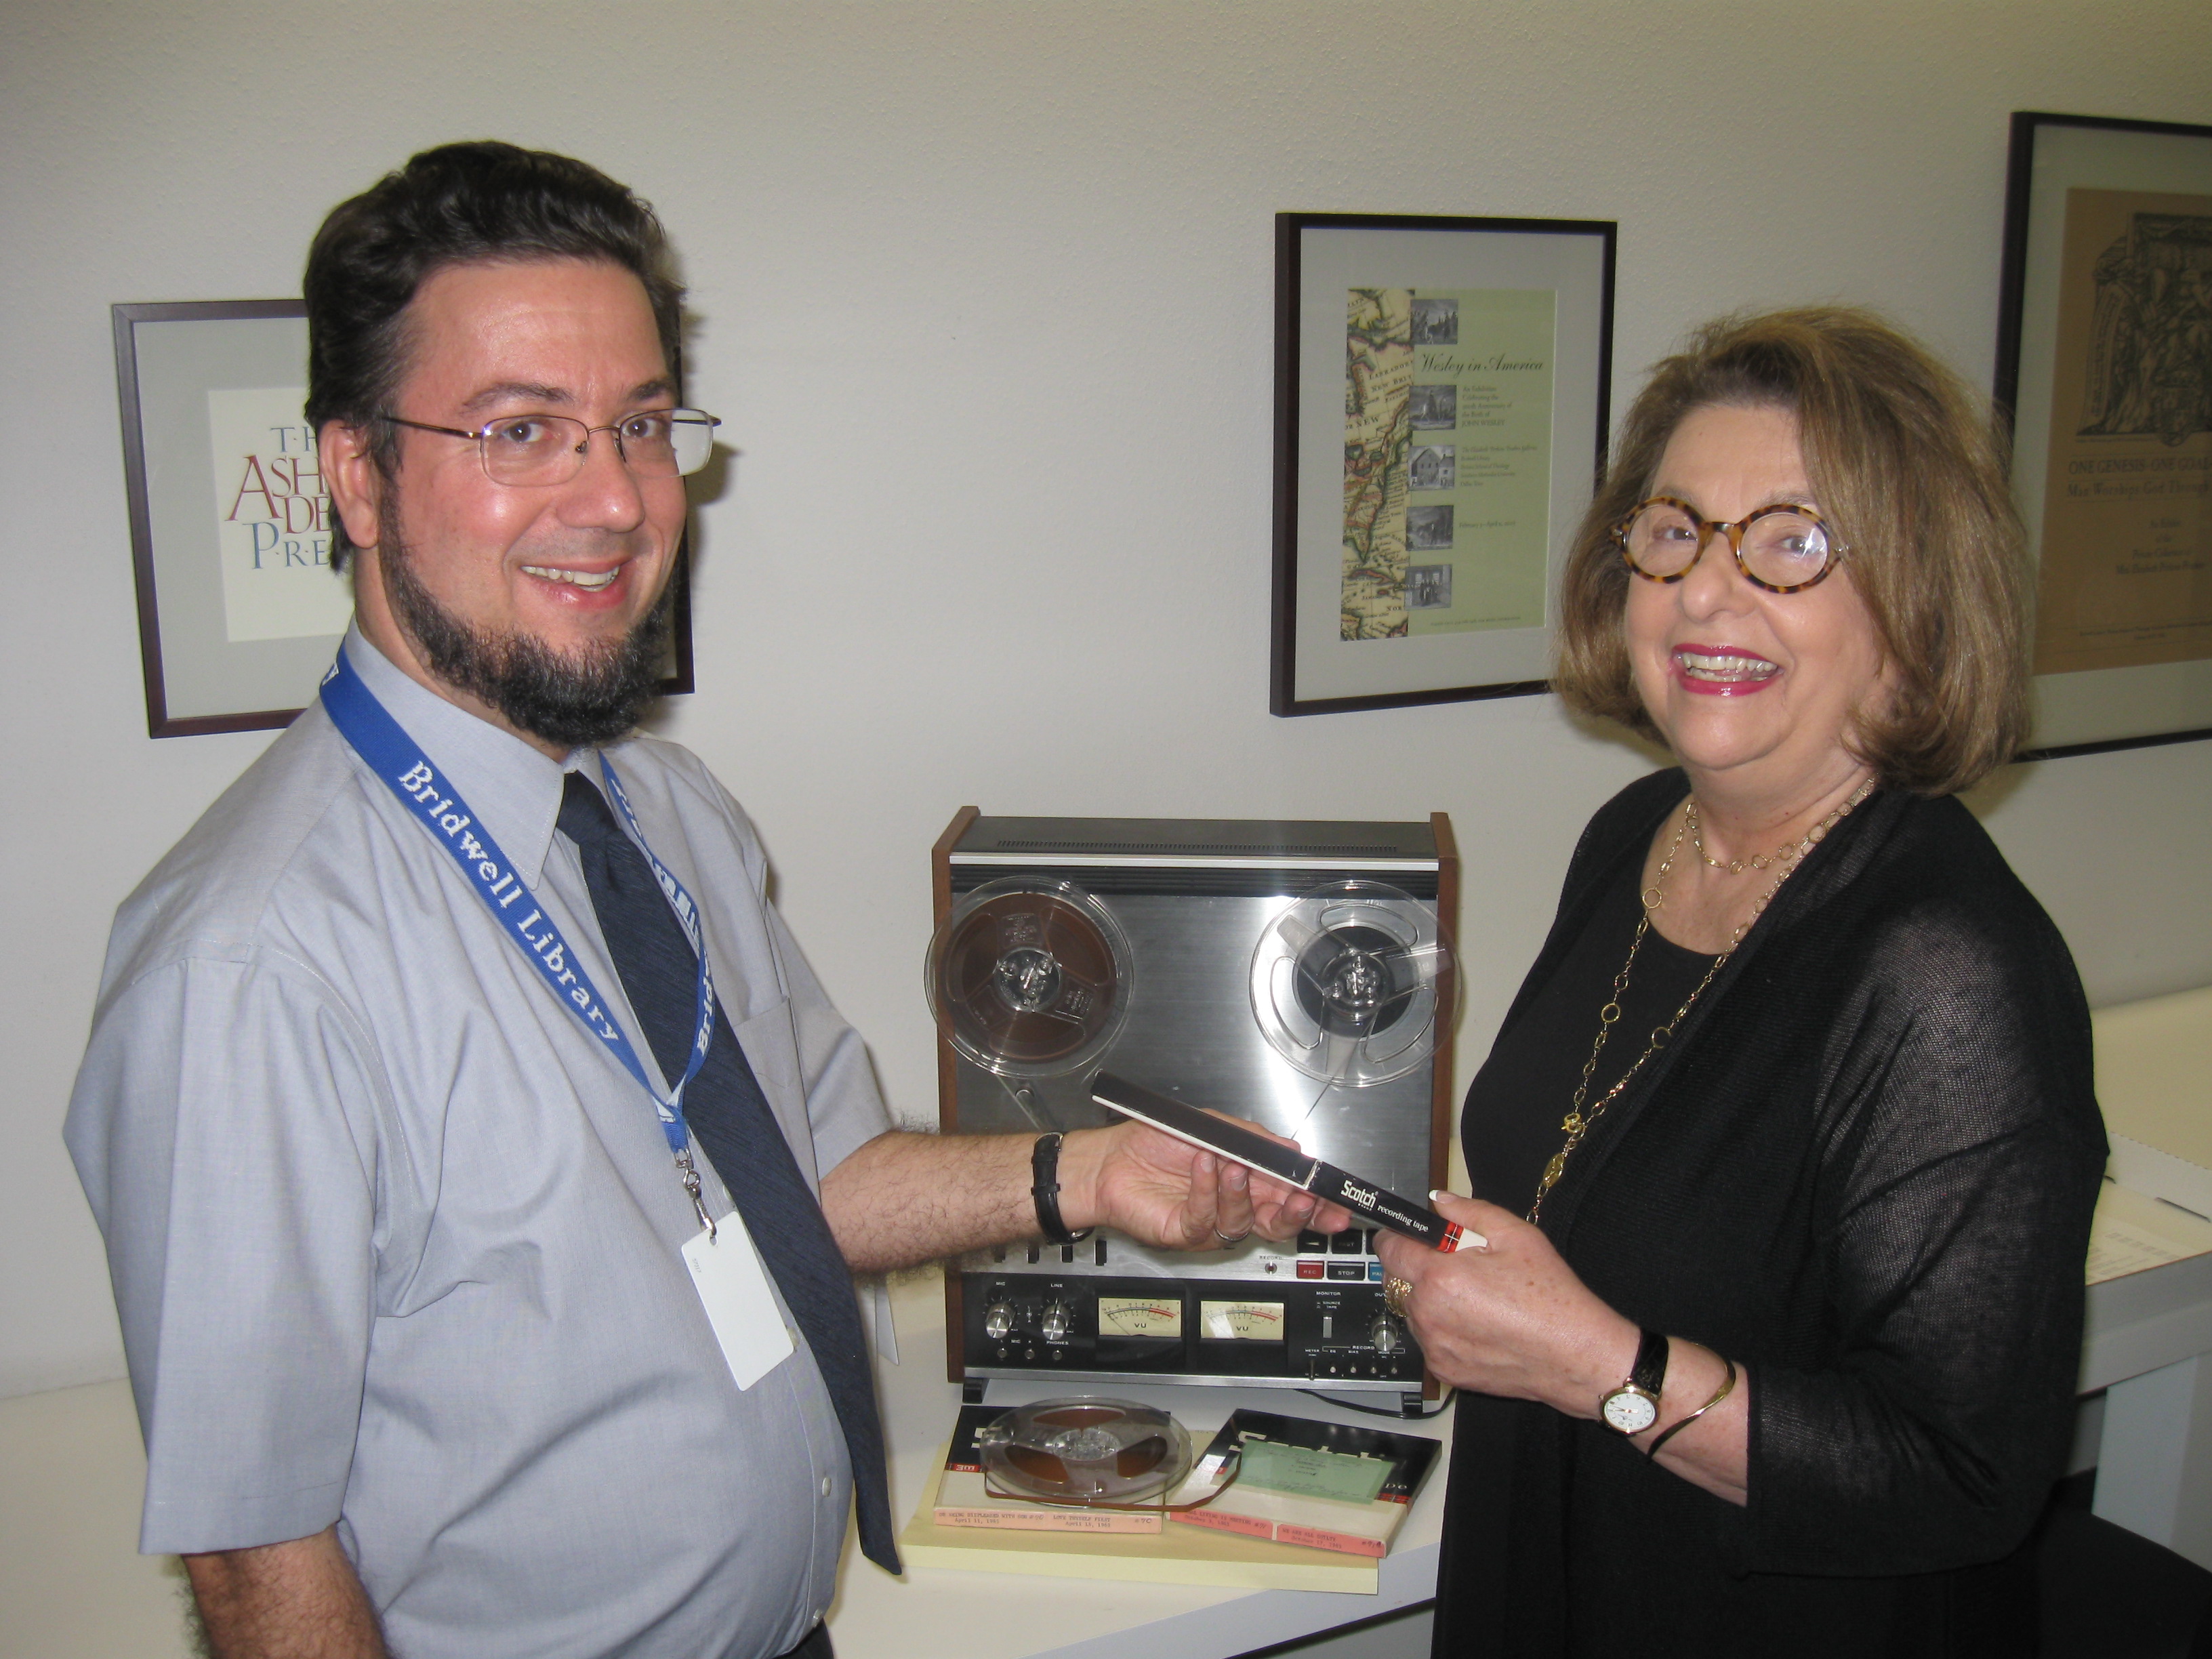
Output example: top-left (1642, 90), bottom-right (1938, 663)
top-left (1270, 213), bottom-right (1615, 717)
top-left (1994, 112), bottom-right (2212, 758)
top-left (114, 300), bottom-right (695, 739)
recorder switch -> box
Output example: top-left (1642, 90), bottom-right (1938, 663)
top-left (1040, 1301), bottom-right (1073, 1343)
top-left (983, 1302), bottom-right (1018, 1342)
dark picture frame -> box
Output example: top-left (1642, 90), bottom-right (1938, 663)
top-left (1271, 213), bottom-right (1616, 717)
top-left (1992, 112), bottom-right (2212, 761)
top-left (114, 299), bottom-right (695, 739)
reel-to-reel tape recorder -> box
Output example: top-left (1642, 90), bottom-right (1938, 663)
top-left (926, 811), bottom-right (1458, 1415)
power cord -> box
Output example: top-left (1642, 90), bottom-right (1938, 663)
top-left (1298, 1387), bottom-right (1455, 1420)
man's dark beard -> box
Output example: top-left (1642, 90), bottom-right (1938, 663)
top-left (379, 511), bottom-right (674, 750)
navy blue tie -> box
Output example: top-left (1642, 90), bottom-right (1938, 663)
top-left (558, 771), bottom-right (899, 1574)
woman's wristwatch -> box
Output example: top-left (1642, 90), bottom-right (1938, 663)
top-left (1598, 1328), bottom-right (1671, 1435)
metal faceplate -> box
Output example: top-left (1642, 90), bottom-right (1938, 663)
top-left (951, 894), bottom-right (1437, 1202)
top-left (950, 892), bottom-right (1440, 1390)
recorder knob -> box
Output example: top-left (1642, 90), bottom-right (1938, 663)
top-left (983, 1302), bottom-right (1019, 1341)
top-left (1040, 1301), bottom-right (1073, 1343)
top-left (1370, 1314), bottom-right (1405, 1355)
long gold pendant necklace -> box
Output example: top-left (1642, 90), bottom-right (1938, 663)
top-left (1526, 777), bottom-right (1875, 1224)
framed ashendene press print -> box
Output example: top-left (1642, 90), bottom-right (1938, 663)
top-left (1270, 213), bottom-right (1615, 716)
top-left (1994, 112), bottom-right (2212, 758)
top-left (114, 299), bottom-right (695, 739)
top-left (114, 300), bottom-right (350, 737)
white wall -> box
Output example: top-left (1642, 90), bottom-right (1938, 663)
top-left (3, 1), bottom-right (2208, 1399)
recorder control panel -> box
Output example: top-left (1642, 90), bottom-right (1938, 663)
top-left (958, 1255), bottom-right (1422, 1391)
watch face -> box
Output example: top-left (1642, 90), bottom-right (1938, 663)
top-left (1601, 1386), bottom-right (1658, 1435)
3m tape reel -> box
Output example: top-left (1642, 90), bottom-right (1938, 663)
top-left (973, 1397), bottom-right (1192, 1507)
top-left (1248, 879), bottom-right (1450, 1088)
top-left (926, 878), bottom-right (1133, 1078)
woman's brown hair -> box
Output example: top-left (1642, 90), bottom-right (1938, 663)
top-left (1553, 307), bottom-right (2030, 796)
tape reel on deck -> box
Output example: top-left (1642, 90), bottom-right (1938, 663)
top-left (1248, 880), bottom-right (1451, 1088)
top-left (926, 877), bottom-right (1134, 1078)
top-left (973, 1397), bottom-right (1193, 1507)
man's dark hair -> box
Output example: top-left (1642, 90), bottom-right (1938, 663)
top-left (304, 141), bottom-right (685, 571)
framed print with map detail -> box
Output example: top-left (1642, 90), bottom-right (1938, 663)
top-left (115, 300), bottom-right (695, 738)
top-left (1994, 112), bottom-right (2212, 758)
top-left (1271, 213), bottom-right (1615, 716)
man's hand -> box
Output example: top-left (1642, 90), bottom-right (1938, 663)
top-left (820, 1117), bottom-right (1352, 1274)
top-left (182, 1525), bottom-right (389, 1658)
top-left (1056, 1118), bottom-right (1353, 1250)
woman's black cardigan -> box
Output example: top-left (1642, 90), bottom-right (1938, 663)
top-left (1432, 770), bottom-right (2108, 1658)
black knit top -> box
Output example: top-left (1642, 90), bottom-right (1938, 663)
top-left (1432, 770), bottom-right (2107, 1658)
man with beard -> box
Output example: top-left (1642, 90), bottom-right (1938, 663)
top-left (66, 144), bottom-right (1336, 1659)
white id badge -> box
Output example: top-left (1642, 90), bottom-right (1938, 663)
top-left (682, 1211), bottom-right (796, 1391)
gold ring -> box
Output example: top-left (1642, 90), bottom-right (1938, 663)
top-left (1382, 1275), bottom-right (1413, 1317)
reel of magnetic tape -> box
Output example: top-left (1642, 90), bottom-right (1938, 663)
top-left (925, 876), bottom-right (1133, 1080)
top-left (972, 1397), bottom-right (1193, 1506)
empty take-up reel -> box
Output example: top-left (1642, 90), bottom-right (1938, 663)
top-left (1248, 880), bottom-right (1450, 1089)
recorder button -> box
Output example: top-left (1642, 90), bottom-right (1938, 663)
top-left (1330, 1229), bottom-right (1364, 1255)
top-left (1296, 1230), bottom-right (1330, 1255)
top-left (1297, 1261), bottom-right (1325, 1279)
top-left (1327, 1261), bottom-right (1366, 1281)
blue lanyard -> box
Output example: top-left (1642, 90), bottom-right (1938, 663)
top-left (319, 647), bottom-right (723, 1228)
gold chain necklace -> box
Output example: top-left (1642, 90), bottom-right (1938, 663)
top-left (1687, 799), bottom-right (1800, 874)
top-left (1526, 777), bottom-right (1875, 1224)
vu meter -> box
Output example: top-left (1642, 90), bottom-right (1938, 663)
top-left (1097, 1297), bottom-right (1183, 1338)
top-left (1200, 1300), bottom-right (1285, 1340)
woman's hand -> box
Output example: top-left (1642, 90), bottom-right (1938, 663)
top-left (1374, 1192), bottom-right (1640, 1419)
top-left (1380, 1192), bottom-right (1749, 1502)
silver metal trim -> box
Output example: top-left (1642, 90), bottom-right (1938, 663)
top-left (949, 852), bottom-right (1437, 871)
top-left (962, 1366), bottom-right (1414, 1393)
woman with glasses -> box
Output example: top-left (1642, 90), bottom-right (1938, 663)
top-left (1375, 308), bottom-right (2106, 1657)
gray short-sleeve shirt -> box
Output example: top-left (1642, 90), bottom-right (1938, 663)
top-left (66, 630), bottom-right (893, 1659)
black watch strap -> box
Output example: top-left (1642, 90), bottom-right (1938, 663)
top-left (1031, 1132), bottom-right (1093, 1245)
top-left (1629, 1327), bottom-right (1670, 1399)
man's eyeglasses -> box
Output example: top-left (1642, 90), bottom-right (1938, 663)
top-left (1612, 496), bottom-right (1845, 594)
top-left (382, 409), bottom-right (722, 487)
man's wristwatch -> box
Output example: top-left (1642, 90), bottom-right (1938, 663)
top-left (1598, 1328), bottom-right (1670, 1435)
